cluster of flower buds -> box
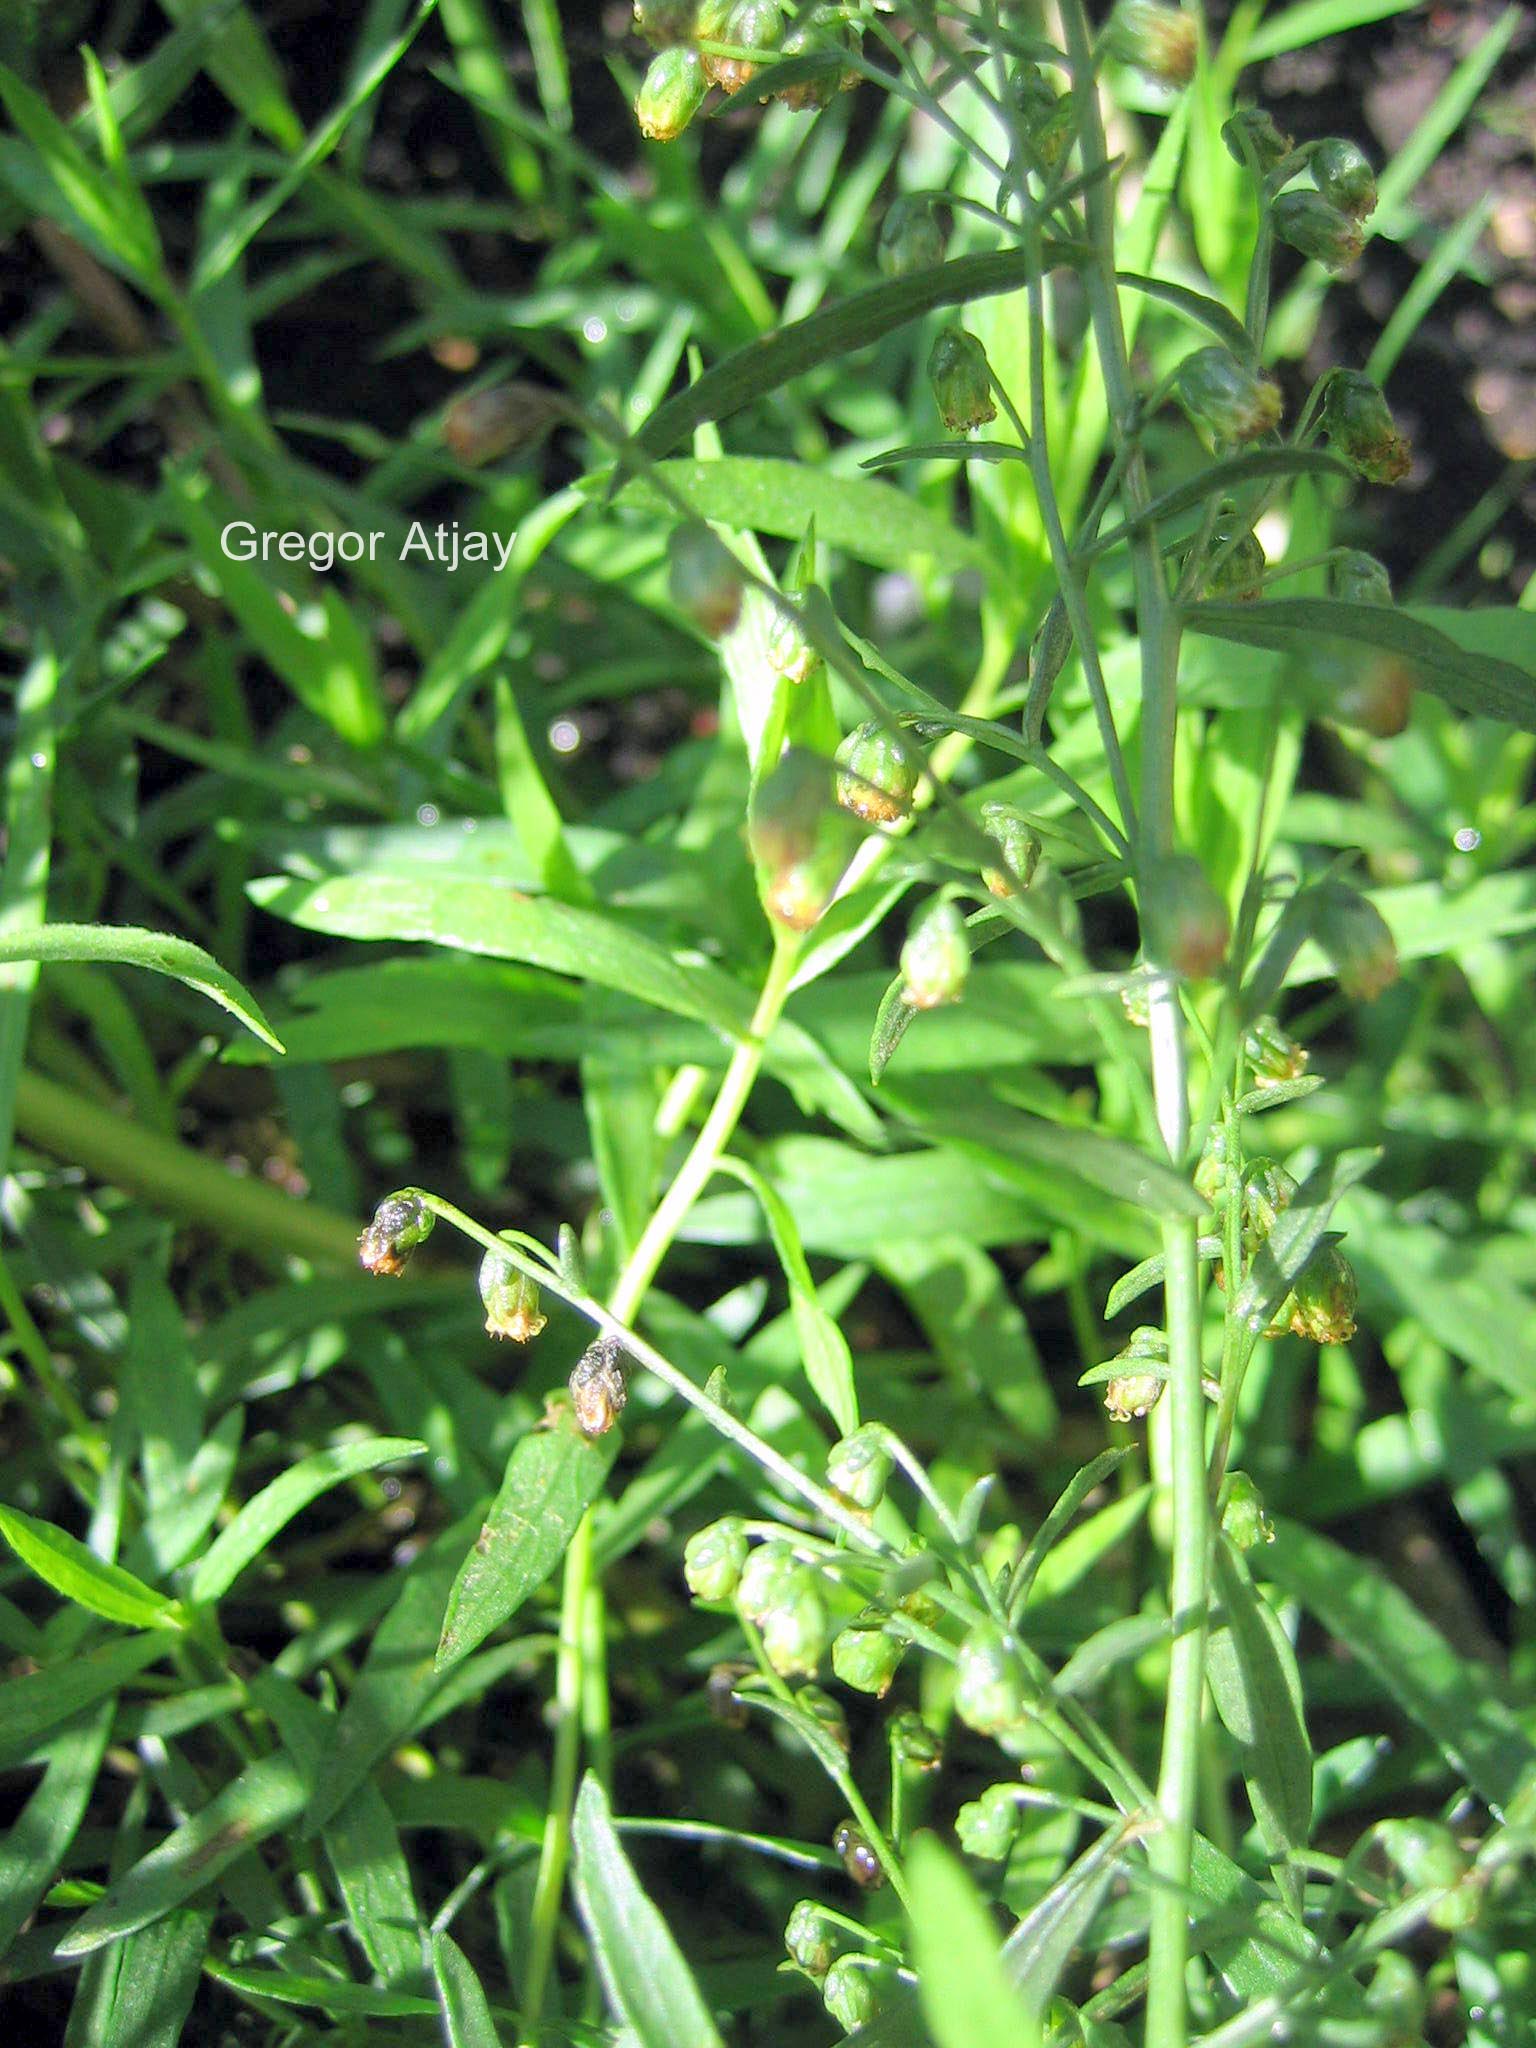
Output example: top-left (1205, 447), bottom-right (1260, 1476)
top-left (1140, 851), bottom-right (1230, 981)
top-left (1109, 2), bottom-right (1198, 87)
top-left (1321, 370), bottom-right (1411, 486)
top-left (1176, 346), bottom-right (1282, 447)
top-left (928, 327), bottom-right (996, 434)
top-left (1284, 1240), bottom-right (1359, 1345)
top-left (1006, 61), bottom-right (1073, 177)
top-left (979, 801), bottom-right (1042, 898)
top-left (900, 897), bottom-right (970, 1009)
top-left (822, 1953), bottom-right (907, 2032)
top-left (634, 0), bottom-right (861, 140)
top-left (785, 1899), bottom-right (855, 1978)
top-left (478, 1241), bottom-right (547, 1342)
top-left (358, 1191), bottom-right (434, 1275)
top-left (1095, 1326), bottom-right (1169, 1422)
top-left (1273, 134), bottom-right (1378, 271)
top-left (888, 1708), bottom-right (942, 1772)
top-left (835, 721), bottom-right (918, 824)
top-left (1243, 1015), bottom-right (1309, 1088)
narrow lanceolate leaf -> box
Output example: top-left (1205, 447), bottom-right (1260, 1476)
top-left (908, 1835), bottom-right (1042, 2048)
top-left (189, 1437), bottom-right (428, 1604)
top-left (0, 1505), bottom-right (184, 1632)
top-left (1233, 1147), bottom-right (1379, 1333)
top-left (436, 1419), bottom-right (618, 1673)
top-left (1207, 1540), bottom-right (1312, 1904)
top-left (1002, 1819), bottom-right (1139, 2017)
top-left (572, 1774), bottom-right (726, 2048)
top-left (0, 1632), bottom-right (172, 1766)
top-left (1007, 1448), bottom-right (1134, 1618)
top-left (70, 1904), bottom-right (215, 2048)
top-left (0, 1699), bottom-right (113, 1959)
top-left (432, 1930), bottom-right (503, 2048)
top-left (1083, 449), bottom-right (1352, 563)
top-left (0, 922), bottom-right (283, 1052)
top-left (1184, 598), bottom-right (1536, 732)
top-left (635, 247), bottom-right (1083, 457)
top-left (57, 1751), bottom-right (307, 1956)
top-left (1262, 1518), bottom-right (1536, 1815)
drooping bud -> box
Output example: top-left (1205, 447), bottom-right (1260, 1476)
top-left (827, 1425), bottom-right (892, 1511)
top-left (1331, 549), bottom-right (1392, 607)
top-left (785, 1900), bottom-right (852, 1979)
top-left (832, 1819), bottom-right (886, 1889)
top-left (1175, 346), bottom-right (1282, 445)
top-left (1222, 1471), bottom-right (1275, 1550)
top-left (765, 593), bottom-right (821, 683)
top-left (1202, 509), bottom-right (1267, 601)
top-left (887, 1710), bottom-right (943, 1771)
top-left (1321, 371), bottom-right (1411, 486)
top-left (835, 721), bottom-right (918, 824)
top-left (1312, 881), bottom-right (1398, 999)
top-left (443, 382), bottom-right (561, 465)
top-left (1332, 655), bottom-right (1414, 739)
top-left (711, 0), bottom-right (784, 96)
top-left (823, 1955), bottom-right (900, 2031)
top-left (1008, 61), bottom-right (1073, 170)
top-left (928, 326), bottom-right (996, 434)
top-left (1243, 1016), bottom-right (1309, 1087)
top-left (1272, 189), bottom-right (1364, 271)
top-left (831, 1614), bottom-right (904, 1696)
top-left (668, 521), bottom-right (743, 635)
top-left (479, 1244), bottom-right (547, 1341)
top-left (1109, 2), bottom-right (1198, 86)
top-left (877, 193), bottom-right (945, 276)
top-left (1310, 137), bottom-right (1377, 219)
top-left (736, 1538), bottom-right (798, 1622)
top-left (779, 4), bottom-right (861, 110)
top-left (956, 1783), bottom-right (1021, 1861)
top-left (1287, 1242), bottom-right (1359, 1344)
top-left (1140, 852), bottom-right (1230, 980)
top-left (954, 1623), bottom-right (1027, 1736)
top-left (683, 1516), bottom-right (749, 1603)
top-left (760, 1571), bottom-right (827, 1676)
top-left (1222, 106), bottom-right (1291, 174)
top-left (635, 0), bottom-right (698, 46)
top-left (570, 1334), bottom-right (629, 1435)
top-left (979, 800), bottom-right (1042, 897)
top-left (751, 747), bottom-right (830, 872)
top-left (900, 898), bottom-right (970, 1010)
top-left (1098, 1327), bottom-right (1170, 1423)
top-left (359, 1192), bottom-right (434, 1276)
top-left (636, 46), bottom-right (708, 141)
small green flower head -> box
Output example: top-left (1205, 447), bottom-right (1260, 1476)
top-left (1009, 61), bottom-right (1073, 169)
top-left (1310, 137), bottom-right (1377, 219)
top-left (823, 1954), bottom-right (892, 2029)
top-left (1287, 1242), bottom-right (1359, 1345)
top-left (711, 0), bottom-right (785, 96)
top-left (954, 1622), bottom-right (1027, 1736)
top-left (750, 747), bottom-right (831, 873)
top-left (762, 839), bottom-right (854, 931)
top-left (478, 1245), bottom-right (547, 1342)
top-left (1321, 371), bottom-right (1411, 485)
top-left (1104, 1368), bottom-right (1165, 1423)
top-left (1175, 346), bottom-right (1282, 444)
top-left (832, 1818), bottom-right (886, 1889)
top-left (901, 898), bottom-right (970, 1011)
top-left (1273, 189), bottom-right (1364, 272)
top-left (835, 720), bottom-right (919, 823)
top-left (1109, 1), bottom-right (1198, 86)
top-left (359, 1192), bottom-right (434, 1276)
top-left (878, 193), bottom-right (945, 276)
top-left (765, 594), bottom-right (821, 684)
top-left (831, 1614), bottom-right (904, 1696)
top-left (634, 0), bottom-right (698, 48)
top-left (636, 46), bottom-right (708, 141)
top-left (668, 521), bottom-right (743, 635)
top-left (1332, 654), bottom-right (1414, 739)
top-left (979, 801), bottom-right (1042, 898)
top-left (1243, 1015), bottom-right (1309, 1087)
top-left (1331, 549), bottom-right (1392, 607)
top-left (1237, 1157), bottom-right (1298, 1245)
top-left (779, 4), bottom-right (861, 110)
top-left (956, 1783), bottom-right (1021, 1861)
top-left (683, 1516), bottom-right (749, 1603)
top-left (928, 326), bottom-right (997, 434)
top-left (827, 1425), bottom-right (892, 1510)
top-left (1140, 852), bottom-right (1230, 980)
top-left (1222, 1471), bottom-right (1275, 1551)
top-left (1313, 880), bottom-right (1399, 999)
top-left (1221, 105), bottom-right (1291, 174)
top-left (1202, 510), bottom-right (1267, 601)
top-left (735, 1538), bottom-right (799, 1622)
top-left (784, 1899), bottom-right (850, 1979)
top-left (761, 1566), bottom-right (831, 1677)
top-left (887, 1709), bottom-right (942, 1771)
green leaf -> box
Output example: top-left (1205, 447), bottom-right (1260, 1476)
top-left (1112, 271), bottom-right (1254, 354)
top-left (0, 1632), bottom-right (172, 1767)
top-left (1105, 1238), bottom-right (1223, 1319)
top-left (203, 1961), bottom-right (440, 2018)
top-left (1233, 1147), bottom-right (1379, 1333)
top-left (0, 1504), bottom-right (183, 1632)
top-left (70, 1903), bottom-right (214, 2048)
top-left (154, 0), bottom-right (302, 146)
top-left (0, 921), bottom-right (283, 1051)
top-left (189, 1436), bottom-right (427, 1604)
top-left (1184, 598), bottom-right (1536, 730)
top-left (436, 1419), bottom-right (618, 1673)
top-left (1006, 1449), bottom-right (1135, 1617)
top-left (636, 247), bottom-right (1083, 457)
top-left (1208, 1540), bottom-right (1312, 1901)
top-left (326, 1783), bottom-right (422, 1989)
top-left (1002, 1820), bottom-right (1135, 2016)
top-left (1262, 1518), bottom-right (1536, 1814)
top-left (432, 1930), bottom-right (505, 2048)
top-left (1083, 449), bottom-right (1353, 564)
top-left (0, 59), bottom-right (161, 283)
top-left (0, 1699), bottom-right (113, 1960)
top-left (907, 1833), bottom-right (1042, 2048)
top-left (57, 1751), bottom-right (307, 1956)
top-left (572, 1774), bottom-right (727, 2048)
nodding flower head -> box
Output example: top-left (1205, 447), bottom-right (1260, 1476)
top-left (359, 1192), bottom-right (434, 1276)
top-left (636, 46), bottom-right (707, 141)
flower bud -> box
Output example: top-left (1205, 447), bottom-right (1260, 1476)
top-left (443, 382), bottom-right (561, 465)
top-left (1222, 106), bottom-right (1291, 174)
top-left (763, 834), bottom-right (855, 931)
top-left (1272, 189), bottom-right (1364, 271)
top-left (683, 1516), bottom-right (749, 1603)
top-left (751, 747), bottom-right (830, 872)
top-left (711, 0), bottom-right (784, 96)
top-left (832, 1819), bottom-right (886, 1889)
top-left (1243, 1016), bottom-right (1309, 1087)
top-left (900, 898), bottom-right (970, 1010)
top-left (980, 801), bottom-right (1042, 897)
top-left (635, 0), bottom-right (698, 45)
top-left (479, 1245), bottom-right (547, 1342)
top-left (1331, 548), bottom-right (1392, 607)
top-left (1009, 62), bottom-right (1073, 170)
top-left (878, 193), bottom-right (945, 276)
top-left (1334, 655), bottom-right (1414, 739)
top-left (668, 521), bottom-right (743, 636)
top-left (827, 1425), bottom-right (892, 1510)
top-left (785, 1900), bottom-right (852, 1979)
top-left (1202, 510), bottom-right (1266, 601)
top-left (824, 1954), bottom-right (901, 2030)
top-left (1176, 346), bottom-right (1281, 445)
top-left (887, 1709), bottom-right (942, 1771)
top-left (928, 326), bottom-right (996, 434)
top-left (799, 1683), bottom-right (850, 1750)
top-left (1222, 1471), bottom-right (1274, 1550)
top-left (1311, 137), bottom-right (1376, 219)
top-left (359, 1192), bottom-right (434, 1276)
top-left (1104, 1369), bottom-right (1166, 1422)
top-left (1141, 852), bottom-right (1230, 980)
top-left (954, 1623), bottom-right (1027, 1736)
top-left (736, 1538), bottom-right (798, 1622)
top-left (835, 721), bottom-right (918, 824)
top-left (1312, 881), bottom-right (1398, 999)
top-left (761, 1585), bottom-right (827, 1676)
top-left (1287, 1243), bottom-right (1358, 1345)
top-left (705, 1660), bottom-right (752, 1727)
top-left (956, 1784), bottom-right (1022, 1861)
top-left (636, 46), bottom-right (708, 141)
top-left (569, 1334), bottom-right (628, 1436)
top-left (1321, 370), bottom-right (1411, 485)
top-left (1109, 2), bottom-right (1198, 86)
top-left (831, 1614), bottom-right (904, 1696)
top-left (779, 5), bottom-right (861, 110)
top-left (765, 593), bottom-right (821, 684)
